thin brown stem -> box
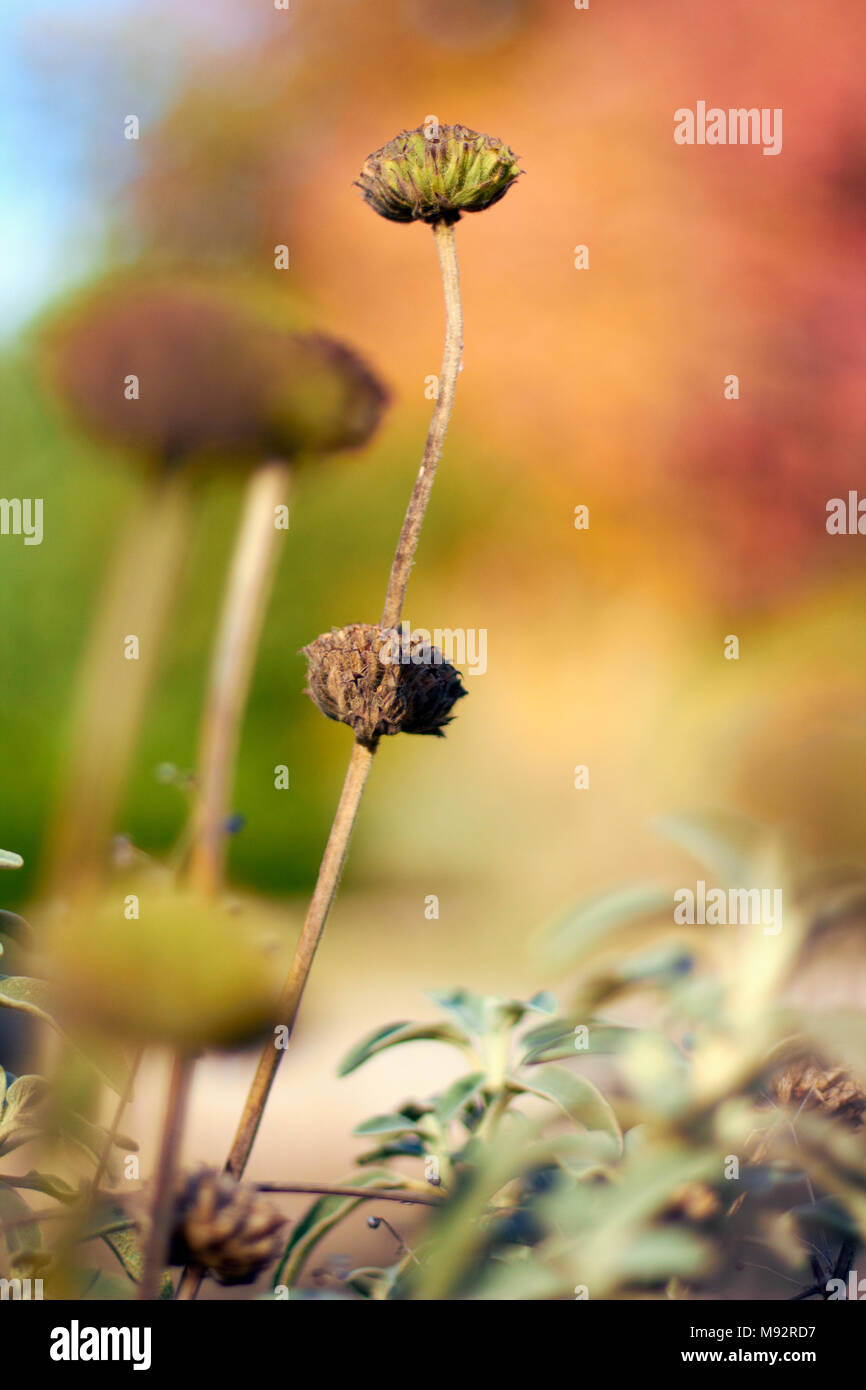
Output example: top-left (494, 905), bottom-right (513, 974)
top-left (189, 459), bottom-right (291, 897)
top-left (137, 1054), bottom-right (193, 1301)
top-left (255, 1181), bottom-right (445, 1206)
top-left (224, 740), bottom-right (374, 1182)
top-left (381, 220), bottom-right (463, 629)
top-left (194, 221), bottom-right (465, 1299)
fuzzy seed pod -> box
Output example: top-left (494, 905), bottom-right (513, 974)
top-left (168, 1170), bottom-right (286, 1285)
top-left (356, 123), bottom-right (521, 224)
top-left (302, 623), bottom-right (466, 748)
top-left (773, 1060), bottom-right (866, 1128)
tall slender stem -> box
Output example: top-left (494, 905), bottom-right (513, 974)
top-left (47, 469), bottom-right (190, 893)
top-left (181, 221), bottom-right (467, 1304)
top-left (138, 1053), bottom-right (193, 1301)
top-left (220, 222), bottom-right (464, 1197)
top-left (381, 220), bottom-right (463, 629)
top-left (189, 459), bottom-right (292, 897)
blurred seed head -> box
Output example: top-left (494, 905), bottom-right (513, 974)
top-left (303, 622), bottom-right (466, 748)
top-left (356, 123), bottom-right (521, 224)
top-left (44, 277), bottom-right (388, 469)
top-left (47, 889), bottom-right (281, 1051)
top-left (167, 1169), bottom-right (286, 1285)
top-left (264, 333), bottom-right (389, 458)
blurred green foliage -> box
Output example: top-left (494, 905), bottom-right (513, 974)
top-left (0, 341), bottom-right (502, 904)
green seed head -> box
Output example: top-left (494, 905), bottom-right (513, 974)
top-left (356, 122), bottom-right (521, 225)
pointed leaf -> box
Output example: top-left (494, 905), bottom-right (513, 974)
top-left (511, 1065), bottom-right (622, 1151)
top-left (353, 1112), bottom-right (424, 1137)
top-left (427, 989), bottom-right (489, 1035)
top-left (521, 1019), bottom-right (642, 1064)
top-left (0, 976), bottom-right (56, 1028)
top-left (656, 810), bottom-right (761, 886)
top-left (544, 885), bottom-right (673, 971)
top-left (338, 1019), bottom-right (472, 1077)
top-left (434, 1072), bottom-right (487, 1126)
top-left (2, 1170), bottom-right (77, 1203)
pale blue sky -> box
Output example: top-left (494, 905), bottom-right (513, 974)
top-left (0, 0), bottom-right (261, 339)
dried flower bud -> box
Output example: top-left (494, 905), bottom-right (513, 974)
top-left (302, 622), bottom-right (466, 748)
top-left (356, 123), bottom-right (521, 224)
top-left (772, 1059), bottom-right (866, 1128)
top-left (167, 1170), bottom-right (286, 1285)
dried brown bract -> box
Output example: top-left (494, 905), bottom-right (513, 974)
top-left (168, 1170), bottom-right (286, 1285)
top-left (303, 622), bottom-right (466, 748)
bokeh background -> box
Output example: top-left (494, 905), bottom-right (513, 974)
top-left (2, 0), bottom-right (866, 1267)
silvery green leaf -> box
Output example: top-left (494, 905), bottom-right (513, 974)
top-left (338, 1019), bottom-right (473, 1076)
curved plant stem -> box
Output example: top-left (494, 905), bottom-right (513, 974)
top-left (138, 1053), bottom-right (193, 1301)
top-left (219, 221), bottom-right (463, 1185)
top-left (47, 469), bottom-right (190, 893)
top-left (90, 1049), bottom-right (143, 1197)
top-left (184, 221), bottom-right (465, 1300)
top-left (381, 220), bottom-right (463, 629)
top-left (256, 1181), bottom-right (444, 1206)
top-left (224, 740), bottom-right (375, 1181)
top-left (189, 459), bottom-right (292, 897)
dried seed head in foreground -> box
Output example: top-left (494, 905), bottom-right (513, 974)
top-left (167, 1170), bottom-right (286, 1285)
top-left (303, 622), bottom-right (466, 748)
top-left (356, 123), bottom-right (521, 224)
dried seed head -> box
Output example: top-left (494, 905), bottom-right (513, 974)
top-left (168, 1170), bottom-right (286, 1285)
top-left (46, 281), bottom-right (276, 464)
top-left (265, 333), bottom-right (389, 459)
top-left (356, 123), bottom-right (521, 224)
top-left (772, 1059), bottom-right (866, 1128)
top-left (45, 278), bottom-right (388, 468)
top-left (302, 622), bottom-right (466, 748)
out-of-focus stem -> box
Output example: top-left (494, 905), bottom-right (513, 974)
top-left (47, 469), bottom-right (190, 893)
top-left (188, 459), bottom-right (291, 897)
top-left (138, 1053), bottom-right (193, 1301)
